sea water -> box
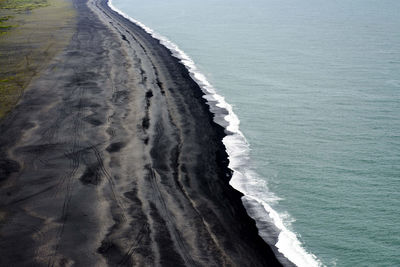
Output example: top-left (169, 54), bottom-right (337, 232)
top-left (109, 0), bottom-right (400, 266)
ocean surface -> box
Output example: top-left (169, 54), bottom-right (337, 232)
top-left (110, 0), bottom-right (400, 266)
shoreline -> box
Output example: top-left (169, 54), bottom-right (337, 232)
top-left (0, 0), bottom-right (291, 265)
top-left (103, 1), bottom-right (303, 266)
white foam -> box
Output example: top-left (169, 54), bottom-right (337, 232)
top-left (107, 1), bottom-right (323, 266)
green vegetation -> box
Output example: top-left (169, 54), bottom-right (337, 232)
top-left (0, 15), bottom-right (14, 36)
top-left (0, 0), bottom-right (50, 117)
top-left (0, 15), bottom-right (12, 22)
top-left (0, 0), bottom-right (49, 34)
top-left (0, 0), bottom-right (48, 11)
top-left (0, 0), bottom-right (75, 118)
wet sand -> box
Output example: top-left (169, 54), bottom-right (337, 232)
top-left (0, 0), bottom-right (290, 265)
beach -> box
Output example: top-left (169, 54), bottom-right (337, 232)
top-left (0, 0), bottom-right (291, 265)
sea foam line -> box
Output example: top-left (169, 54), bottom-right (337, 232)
top-left (107, 1), bottom-right (323, 266)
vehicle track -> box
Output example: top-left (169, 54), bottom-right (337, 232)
top-left (0, 0), bottom-right (290, 265)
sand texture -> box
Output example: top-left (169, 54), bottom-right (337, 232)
top-left (0, 0), bottom-right (288, 266)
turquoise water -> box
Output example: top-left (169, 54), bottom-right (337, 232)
top-left (111, 0), bottom-right (400, 266)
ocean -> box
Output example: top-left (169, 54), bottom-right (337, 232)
top-left (109, 0), bottom-right (400, 266)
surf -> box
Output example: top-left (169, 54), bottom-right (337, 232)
top-left (107, 1), bottom-right (322, 266)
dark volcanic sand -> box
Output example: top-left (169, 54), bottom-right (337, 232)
top-left (0, 0), bottom-right (292, 265)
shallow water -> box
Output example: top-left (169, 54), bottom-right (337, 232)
top-left (111, 0), bottom-right (400, 266)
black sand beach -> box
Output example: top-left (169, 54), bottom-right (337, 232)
top-left (0, 0), bottom-right (290, 265)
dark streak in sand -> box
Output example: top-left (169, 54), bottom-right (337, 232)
top-left (0, 0), bottom-right (293, 265)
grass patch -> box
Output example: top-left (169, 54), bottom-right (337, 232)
top-left (0, 0), bottom-right (49, 11)
top-left (0, 0), bottom-right (75, 118)
top-left (0, 15), bottom-right (13, 21)
top-left (0, 15), bottom-right (15, 35)
top-left (0, 0), bottom-right (49, 35)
